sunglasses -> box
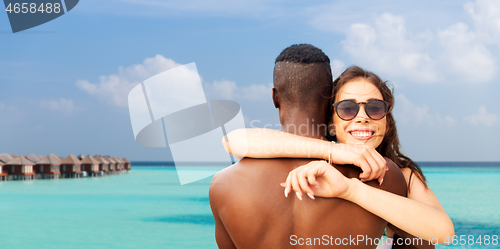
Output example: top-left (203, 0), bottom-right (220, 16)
top-left (332, 99), bottom-right (390, 121)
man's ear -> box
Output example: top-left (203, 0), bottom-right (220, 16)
top-left (272, 88), bottom-right (280, 108)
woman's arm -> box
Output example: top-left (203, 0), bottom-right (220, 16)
top-left (283, 161), bottom-right (455, 245)
top-left (224, 128), bottom-right (387, 182)
top-left (223, 128), bottom-right (330, 159)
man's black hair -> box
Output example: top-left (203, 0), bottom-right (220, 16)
top-left (275, 44), bottom-right (330, 64)
top-left (273, 44), bottom-right (332, 112)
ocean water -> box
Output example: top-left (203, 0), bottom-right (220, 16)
top-left (0, 162), bottom-right (498, 249)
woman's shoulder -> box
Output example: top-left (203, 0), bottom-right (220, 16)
top-left (400, 167), bottom-right (412, 179)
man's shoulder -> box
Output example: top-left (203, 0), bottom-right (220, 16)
top-left (209, 159), bottom-right (259, 200)
top-left (379, 158), bottom-right (407, 197)
top-left (209, 158), bottom-right (311, 199)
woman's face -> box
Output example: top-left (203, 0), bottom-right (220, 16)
top-left (333, 77), bottom-right (387, 148)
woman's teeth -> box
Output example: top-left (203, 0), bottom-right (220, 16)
top-left (350, 131), bottom-right (373, 138)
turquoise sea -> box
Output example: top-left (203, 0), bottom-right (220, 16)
top-left (0, 162), bottom-right (498, 249)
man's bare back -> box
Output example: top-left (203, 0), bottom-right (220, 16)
top-left (210, 158), bottom-right (407, 248)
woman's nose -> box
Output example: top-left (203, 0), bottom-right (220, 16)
top-left (354, 106), bottom-right (369, 123)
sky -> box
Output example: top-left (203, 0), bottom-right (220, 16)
top-left (1, 0), bottom-right (499, 161)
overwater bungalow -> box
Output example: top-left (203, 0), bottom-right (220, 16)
top-left (0, 153), bottom-right (13, 180)
top-left (106, 157), bottom-right (116, 173)
top-left (81, 155), bottom-right (100, 176)
top-left (0, 153), bottom-right (129, 181)
top-left (94, 156), bottom-right (109, 174)
top-left (121, 158), bottom-right (131, 171)
top-left (34, 155), bottom-right (61, 179)
top-left (0, 160), bottom-right (7, 181)
top-left (114, 157), bottom-right (123, 171)
top-left (60, 154), bottom-right (82, 178)
top-left (6, 156), bottom-right (35, 180)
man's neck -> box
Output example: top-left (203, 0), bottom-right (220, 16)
top-left (280, 109), bottom-right (327, 140)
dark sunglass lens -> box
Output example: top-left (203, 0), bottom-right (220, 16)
top-left (366, 100), bottom-right (387, 120)
top-left (337, 101), bottom-right (358, 120)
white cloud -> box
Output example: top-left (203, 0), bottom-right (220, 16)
top-left (77, 55), bottom-right (181, 107)
top-left (204, 81), bottom-right (272, 101)
top-left (40, 98), bottom-right (75, 113)
top-left (205, 80), bottom-right (238, 99)
top-left (337, 1), bottom-right (500, 84)
top-left (342, 13), bottom-right (439, 83)
top-left (465, 0), bottom-right (500, 44)
top-left (463, 106), bottom-right (498, 126)
top-left (394, 94), bottom-right (455, 126)
top-left (438, 22), bottom-right (497, 83)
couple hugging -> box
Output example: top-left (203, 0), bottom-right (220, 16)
top-left (209, 44), bottom-right (454, 249)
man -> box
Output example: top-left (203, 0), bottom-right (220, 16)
top-left (209, 44), bottom-right (407, 248)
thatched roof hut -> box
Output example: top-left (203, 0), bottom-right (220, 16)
top-left (81, 155), bottom-right (100, 173)
top-left (94, 156), bottom-right (110, 172)
top-left (121, 157), bottom-right (131, 170)
top-left (60, 154), bottom-right (82, 174)
top-left (114, 157), bottom-right (123, 171)
top-left (0, 159), bottom-right (6, 179)
top-left (106, 157), bottom-right (116, 171)
top-left (6, 156), bottom-right (35, 177)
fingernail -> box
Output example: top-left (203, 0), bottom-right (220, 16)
top-left (296, 192), bottom-right (303, 200)
top-left (307, 193), bottom-right (315, 200)
top-left (379, 178), bottom-right (384, 185)
top-left (280, 183), bottom-right (285, 187)
top-left (284, 188), bottom-right (289, 197)
top-left (386, 166), bottom-right (389, 171)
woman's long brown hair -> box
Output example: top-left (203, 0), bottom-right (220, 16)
top-left (331, 66), bottom-right (427, 189)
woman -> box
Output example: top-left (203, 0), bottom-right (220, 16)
top-left (223, 66), bottom-right (454, 245)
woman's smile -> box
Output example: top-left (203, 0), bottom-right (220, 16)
top-left (349, 129), bottom-right (375, 140)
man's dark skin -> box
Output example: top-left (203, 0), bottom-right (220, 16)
top-left (210, 60), bottom-right (411, 248)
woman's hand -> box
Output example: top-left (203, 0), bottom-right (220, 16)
top-left (330, 143), bottom-right (387, 184)
top-left (281, 160), bottom-right (353, 200)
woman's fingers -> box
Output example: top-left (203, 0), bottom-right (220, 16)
top-left (281, 163), bottom-right (321, 200)
top-left (366, 146), bottom-right (386, 184)
top-left (307, 171), bottom-right (318, 188)
top-left (357, 158), bottom-right (371, 181)
top-left (370, 148), bottom-right (387, 185)
top-left (364, 152), bottom-right (380, 181)
top-left (297, 168), bottom-right (314, 199)
top-left (351, 144), bottom-right (387, 182)
top-left (290, 169), bottom-right (302, 200)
